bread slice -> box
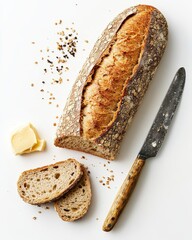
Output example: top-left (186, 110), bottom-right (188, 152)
top-left (54, 166), bottom-right (91, 221)
top-left (17, 159), bottom-right (83, 205)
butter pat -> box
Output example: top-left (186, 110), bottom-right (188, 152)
top-left (11, 123), bottom-right (46, 155)
top-left (23, 139), bottom-right (46, 153)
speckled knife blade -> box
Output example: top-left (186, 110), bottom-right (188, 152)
top-left (138, 67), bottom-right (186, 160)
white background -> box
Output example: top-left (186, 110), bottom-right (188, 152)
top-left (0, 0), bottom-right (191, 239)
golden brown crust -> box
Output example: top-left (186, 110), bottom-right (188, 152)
top-left (55, 5), bottom-right (168, 160)
top-left (82, 5), bottom-right (153, 139)
top-left (55, 5), bottom-right (137, 138)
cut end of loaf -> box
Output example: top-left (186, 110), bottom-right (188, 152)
top-left (54, 136), bottom-right (116, 160)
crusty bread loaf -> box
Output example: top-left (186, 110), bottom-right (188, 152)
top-left (54, 5), bottom-right (168, 160)
top-left (54, 166), bottom-right (91, 221)
top-left (17, 159), bottom-right (83, 205)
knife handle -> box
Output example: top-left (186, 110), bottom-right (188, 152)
top-left (102, 157), bottom-right (145, 232)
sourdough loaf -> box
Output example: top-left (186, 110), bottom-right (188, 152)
top-left (55, 5), bottom-right (168, 160)
top-left (54, 166), bottom-right (92, 221)
top-left (17, 159), bottom-right (83, 205)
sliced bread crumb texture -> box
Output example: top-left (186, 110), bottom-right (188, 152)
top-left (17, 159), bottom-right (83, 205)
top-left (54, 166), bottom-right (92, 221)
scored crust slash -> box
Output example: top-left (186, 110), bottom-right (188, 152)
top-left (54, 4), bottom-right (168, 160)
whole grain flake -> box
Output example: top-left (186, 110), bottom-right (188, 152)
top-left (33, 20), bottom-right (78, 87)
top-left (31, 20), bottom-right (81, 128)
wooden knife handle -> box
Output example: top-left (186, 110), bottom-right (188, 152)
top-left (102, 157), bottom-right (145, 232)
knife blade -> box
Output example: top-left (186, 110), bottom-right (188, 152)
top-left (102, 67), bottom-right (186, 232)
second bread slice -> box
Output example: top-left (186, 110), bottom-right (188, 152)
top-left (17, 159), bottom-right (83, 205)
top-left (54, 166), bottom-right (92, 221)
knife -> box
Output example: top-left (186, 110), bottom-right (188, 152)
top-left (102, 67), bottom-right (186, 232)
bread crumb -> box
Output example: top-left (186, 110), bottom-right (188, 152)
top-left (98, 174), bottom-right (115, 188)
top-left (33, 216), bottom-right (37, 220)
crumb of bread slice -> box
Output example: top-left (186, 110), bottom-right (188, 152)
top-left (17, 159), bottom-right (83, 205)
top-left (54, 166), bottom-right (92, 221)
